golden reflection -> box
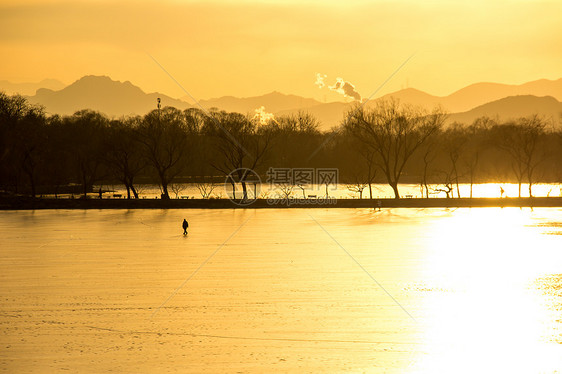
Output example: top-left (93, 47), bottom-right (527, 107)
top-left (456, 183), bottom-right (562, 198)
top-left (410, 208), bottom-right (562, 372)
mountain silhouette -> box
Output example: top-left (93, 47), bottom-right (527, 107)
top-left (447, 95), bottom-right (562, 125)
top-left (444, 79), bottom-right (562, 112)
top-left (197, 91), bottom-right (322, 114)
top-left (14, 75), bottom-right (562, 127)
top-left (0, 78), bottom-right (65, 96)
top-left (277, 79), bottom-right (562, 129)
top-left (377, 78), bottom-right (562, 112)
top-left (27, 75), bottom-right (191, 117)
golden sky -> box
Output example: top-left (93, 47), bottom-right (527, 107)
top-left (1, 0), bottom-right (561, 101)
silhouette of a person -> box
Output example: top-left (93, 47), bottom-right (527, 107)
top-left (182, 219), bottom-right (189, 235)
top-left (500, 186), bottom-right (505, 198)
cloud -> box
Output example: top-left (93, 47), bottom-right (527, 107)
top-left (253, 106), bottom-right (275, 125)
top-left (314, 73), bottom-right (327, 88)
top-left (329, 77), bottom-right (362, 101)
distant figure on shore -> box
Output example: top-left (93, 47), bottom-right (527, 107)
top-left (182, 219), bottom-right (189, 235)
top-left (500, 186), bottom-right (505, 198)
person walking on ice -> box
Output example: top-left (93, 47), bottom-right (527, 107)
top-left (182, 219), bottom-right (189, 235)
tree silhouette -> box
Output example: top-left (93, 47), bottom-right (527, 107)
top-left (104, 117), bottom-right (146, 199)
top-left (138, 107), bottom-right (190, 199)
top-left (208, 110), bottom-right (274, 200)
top-left (345, 100), bottom-right (446, 199)
top-left (493, 116), bottom-right (547, 197)
top-left (62, 110), bottom-right (109, 197)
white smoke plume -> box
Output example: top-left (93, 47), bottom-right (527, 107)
top-left (253, 106), bottom-right (275, 126)
top-left (329, 77), bottom-right (362, 101)
top-left (315, 73), bottom-right (327, 88)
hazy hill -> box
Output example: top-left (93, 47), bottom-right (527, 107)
top-left (379, 78), bottom-right (562, 112)
top-left (444, 79), bottom-right (562, 112)
top-left (197, 91), bottom-right (322, 114)
top-left (278, 95), bottom-right (562, 130)
top-left (447, 95), bottom-right (562, 125)
top-left (375, 88), bottom-right (443, 110)
top-left (275, 79), bottom-right (562, 129)
top-left (0, 78), bottom-right (65, 96)
top-left (27, 76), bottom-right (191, 117)
top-left (15, 75), bottom-right (562, 127)
top-left (195, 78), bottom-right (562, 119)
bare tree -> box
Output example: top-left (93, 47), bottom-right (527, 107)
top-left (420, 145), bottom-right (437, 199)
top-left (464, 152), bottom-right (479, 198)
top-left (104, 117), bottom-right (146, 199)
top-left (0, 93), bottom-right (50, 197)
top-left (208, 111), bottom-right (274, 201)
top-left (494, 116), bottom-right (546, 197)
top-left (442, 123), bottom-right (467, 198)
top-left (61, 110), bottom-right (109, 198)
top-left (277, 183), bottom-right (294, 199)
top-left (432, 170), bottom-right (455, 198)
top-left (170, 183), bottom-right (186, 199)
top-left (347, 135), bottom-right (378, 199)
top-left (345, 100), bottom-right (446, 199)
top-left (296, 184), bottom-right (308, 199)
top-left (138, 107), bottom-right (190, 199)
top-left (196, 182), bottom-right (217, 198)
top-left (347, 183), bottom-right (368, 199)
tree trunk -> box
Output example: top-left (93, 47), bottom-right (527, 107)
top-left (158, 169), bottom-right (170, 199)
top-left (390, 181), bottom-right (400, 199)
top-left (229, 177), bottom-right (236, 200)
top-left (131, 185), bottom-right (139, 199)
top-left (368, 183), bottom-right (373, 199)
top-left (242, 181), bottom-right (248, 200)
top-left (161, 181), bottom-right (170, 199)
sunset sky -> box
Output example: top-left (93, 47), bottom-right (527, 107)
top-left (1, 0), bottom-right (561, 101)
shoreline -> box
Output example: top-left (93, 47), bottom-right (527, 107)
top-left (2, 196), bottom-right (562, 210)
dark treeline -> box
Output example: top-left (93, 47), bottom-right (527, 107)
top-left (1, 92), bottom-right (561, 200)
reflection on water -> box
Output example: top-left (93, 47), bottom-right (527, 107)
top-left (0, 208), bottom-right (561, 373)
top-left (413, 209), bottom-right (562, 373)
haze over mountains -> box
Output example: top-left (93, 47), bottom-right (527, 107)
top-left (1, 75), bottom-right (561, 129)
top-left (198, 92), bottom-right (321, 114)
top-left (27, 76), bottom-right (190, 117)
top-left (0, 78), bottom-right (65, 96)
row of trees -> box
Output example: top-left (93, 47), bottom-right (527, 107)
top-left (0, 92), bottom-right (324, 200)
top-left (1, 91), bottom-right (561, 199)
top-left (343, 102), bottom-right (560, 198)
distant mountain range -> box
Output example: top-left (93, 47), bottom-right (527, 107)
top-left (27, 75), bottom-right (190, 117)
top-left (198, 91), bottom-right (321, 113)
top-left (447, 95), bottom-right (562, 125)
top-left (376, 78), bottom-right (562, 113)
top-left (0, 78), bottom-right (65, 96)
top-left (1, 75), bottom-right (561, 129)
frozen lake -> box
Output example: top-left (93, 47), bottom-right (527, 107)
top-left (1, 208), bottom-right (562, 373)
